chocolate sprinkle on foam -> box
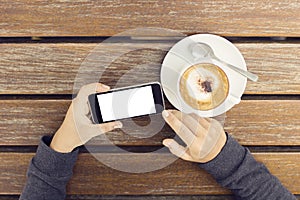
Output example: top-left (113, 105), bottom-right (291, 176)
top-left (201, 80), bottom-right (212, 93)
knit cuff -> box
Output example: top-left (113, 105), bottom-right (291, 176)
top-left (199, 133), bottom-right (247, 180)
top-left (31, 136), bottom-right (79, 177)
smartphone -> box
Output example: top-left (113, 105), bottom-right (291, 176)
top-left (88, 82), bottom-right (165, 124)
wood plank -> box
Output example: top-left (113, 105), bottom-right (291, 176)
top-left (225, 100), bottom-right (300, 146)
top-left (1, 0), bottom-right (300, 37)
top-left (0, 152), bottom-right (299, 195)
top-left (0, 196), bottom-right (296, 200)
top-left (0, 197), bottom-right (18, 200)
top-left (0, 195), bottom-right (237, 200)
top-left (0, 100), bottom-right (299, 146)
top-left (65, 195), bottom-right (236, 200)
top-left (0, 196), bottom-right (298, 200)
top-left (236, 43), bottom-right (300, 95)
top-left (0, 43), bottom-right (300, 94)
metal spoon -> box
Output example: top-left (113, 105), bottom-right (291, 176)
top-left (191, 42), bottom-right (259, 82)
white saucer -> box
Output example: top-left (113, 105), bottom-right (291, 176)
top-left (160, 34), bottom-right (247, 117)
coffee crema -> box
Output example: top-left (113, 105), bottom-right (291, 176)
top-left (179, 63), bottom-right (229, 110)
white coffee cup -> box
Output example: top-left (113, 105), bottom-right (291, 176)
top-left (175, 43), bottom-right (241, 116)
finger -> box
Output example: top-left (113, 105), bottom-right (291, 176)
top-left (72, 100), bottom-right (91, 120)
top-left (162, 110), bottom-right (195, 146)
top-left (163, 139), bottom-right (192, 161)
top-left (84, 101), bottom-right (91, 115)
top-left (99, 121), bottom-right (123, 133)
top-left (84, 121), bottom-right (122, 138)
top-left (205, 117), bottom-right (212, 123)
top-left (190, 113), bottom-right (210, 130)
top-left (171, 111), bottom-right (206, 137)
top-left (212, 113), bottom-right (227, 127)
top-left (77, 83), bottom-right (110, 99)
top-left (95, 83), bottom-right (110, 93)
top-left (74, 83), bottom-right (110, 115)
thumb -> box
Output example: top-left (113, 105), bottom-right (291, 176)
top-left (163, 139), bottom-right (191, 161)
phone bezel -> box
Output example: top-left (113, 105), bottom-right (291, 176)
top-left (88, 82), bottom-right (165, 124)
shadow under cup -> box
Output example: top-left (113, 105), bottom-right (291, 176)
top-left (178, 63), bottom-right (230, 111)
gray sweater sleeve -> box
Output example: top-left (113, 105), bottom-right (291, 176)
top-left (19, 134), bottom-right (296, 200)
top-left (200, 134), bottom-right (297, 200)
top-left (19, 136), bottom-right (79, 200)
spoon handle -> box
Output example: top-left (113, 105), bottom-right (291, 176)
top-left (213, 56), bottom-right (259, 82)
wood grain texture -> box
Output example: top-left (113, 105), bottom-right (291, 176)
top-left (0, 195), bottom-right (237, 200)
top-left (65, 195), bottom-right (236, 200)
top-left (0, 100), bottom-right (299, 146)
top-left (0, 196), bottom-right (298, 200)
top-left (0, 43), bottom-right (300, 94)
top-left (0, 196), bottom-right (297, 200)
top-left (0, 152), bottom-right (299, 195)
top-left (1, 0), bottom-right (300, 37)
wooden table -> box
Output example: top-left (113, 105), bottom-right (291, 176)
top-left (1, 0), bottom-right (300, 199)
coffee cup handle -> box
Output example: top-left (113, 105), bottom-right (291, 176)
top-left (227, 94), bottom-right (241, 105)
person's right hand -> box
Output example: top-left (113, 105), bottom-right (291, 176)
top-left (162, 110), bottom-right (227, 163)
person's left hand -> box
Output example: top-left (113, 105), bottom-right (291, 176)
top-left (50, 83), bottom-right (122, 153)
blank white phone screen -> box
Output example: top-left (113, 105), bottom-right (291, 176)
top-left (97, 86), bottom-right (156, 122)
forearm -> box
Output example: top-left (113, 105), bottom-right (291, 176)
top-left (200, 134), bottom-right (296, 200)
top-left (20, 136), bottom-right (79, 200)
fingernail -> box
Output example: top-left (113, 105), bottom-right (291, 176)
top-left (114, 121), bottom-right (122, 129)
top-left (102, 84), bottom-right (110, 90)
top-left (162, 110), bottom-right (169, 118)
top-left (162, 140), bottom-right (170, 147)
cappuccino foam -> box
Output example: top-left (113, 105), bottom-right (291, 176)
top-left (185, 67), bottom-right (221, 101)
top-left (179, 63), bottom-right (229, 110)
